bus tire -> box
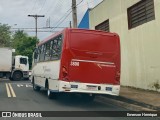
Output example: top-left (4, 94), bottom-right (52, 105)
top-left (13, 71), bottom-right (22, 81)
top-left (47, 88), bottom-right (54, 99)
top-left (47, 83), bottom-right (57, 99)
top-left (33, 80), bottom-right (40, 91)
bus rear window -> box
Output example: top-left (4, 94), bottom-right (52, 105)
top-left (70, 32), bottom-right (118, 53)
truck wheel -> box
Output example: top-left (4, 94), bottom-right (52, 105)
top-left (33, 80), bottom-right (40, 91)
top-left (24, 78), bottom-right (29, 80)
top-left (9, 77), bottom-right (13, 81)
top-left (13, 71), bottom-right (22, 81)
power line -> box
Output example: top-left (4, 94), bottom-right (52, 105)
top-left (67, 0), bottom-right (84, 12)
top-left (43, 1), bottom-right (65, 29)
top-left (52, 11), bottom-right (72, 31)
top-left (30, 0), bottom-right (38, 14)
top-left (38, 0), bottom-right (47, 14)
top-left (44, 0), bottom-right (64, 17)
top-left (28, 14), bottom-right (45, 38)
top-left (11, 30), bottom-right (58, 33)
top-left (77, 0), bottom-right (94, 8)
top-left (44, 0), bottom-right (57, 15)
top-left (24, 0), bottom-right (86, 34)
top-left (51, 0), bottom-right (84, 31)
top-left (23, 0), bottom-right (35, 17)
top-left (77, 0), bottom-right (84, 6)
top-left (11, 27), bottom-right (67, 29)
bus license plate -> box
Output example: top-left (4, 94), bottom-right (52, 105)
top-left (106, 87), bottom-right (112, 91)
top-left (86, 85), bottom-right (97, 90)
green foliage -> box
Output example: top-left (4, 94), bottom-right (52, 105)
top-left (12, 30), bottom-right (38, 69)
top-left (0, 23), bottom-right (12, 47)
top-left (0, 23), bottom-right (38, 69)
top-left (152, 80), bottom-right (160, 91)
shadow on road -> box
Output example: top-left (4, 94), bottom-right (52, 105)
top-left (34, 89), bottom-right (126, 111)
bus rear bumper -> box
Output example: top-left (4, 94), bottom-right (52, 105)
top-left (58, 81), bottom-right (120, 96)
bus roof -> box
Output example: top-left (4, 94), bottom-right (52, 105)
top-left (38, 28), bottom-right (118, 46)
top-left (38, 29), bottom-right (65, 46)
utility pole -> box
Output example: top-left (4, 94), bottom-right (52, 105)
top-left (48, 17), bottom-right (50, 28)
top-left (28, 15), bottom-right (45, 38)
top-left (69, 21), bottom-right (72, 28)
top-left (72, 0), bottom-right (78, 28)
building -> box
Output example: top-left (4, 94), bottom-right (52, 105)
top-left (89, 0), bottom-right (160, 91)
top-left (78, 9), bottom-right (90, 29)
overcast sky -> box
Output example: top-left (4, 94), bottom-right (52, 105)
top-left (0, 0), bottom-right (103, 40)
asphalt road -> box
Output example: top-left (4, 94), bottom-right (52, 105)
top-left (0, 79), bottom-right (159, 120)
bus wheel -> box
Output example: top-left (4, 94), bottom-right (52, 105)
top-left (47, 88), bottom-right (53, 99)
top-left (33, 80), bottom-right (40, 91)
top-left (13, 71), bottom-right (22, 81)
top-left (47, 85), bottom-right (57, 99)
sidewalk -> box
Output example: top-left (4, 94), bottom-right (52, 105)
top-left (100, 86), bottom-right (160, 111)
top-left (119, 86), bottom-right (160, 110)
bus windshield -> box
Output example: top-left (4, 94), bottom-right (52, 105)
top-left (70, 32), bottom-right (119, 53)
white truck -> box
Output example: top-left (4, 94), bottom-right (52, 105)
top-left (0, 48), bottom-right (29, 81)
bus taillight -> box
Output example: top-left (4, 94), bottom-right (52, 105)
top-left (115, 71), bottom-right (120, 83)
top-left (62, 66), bottom-right (68, 80)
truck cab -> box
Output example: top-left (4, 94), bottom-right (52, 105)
top-left (11, 55), bottom-right (29, 81)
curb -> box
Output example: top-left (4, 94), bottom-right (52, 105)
top-left (96, 95), bottom-right (158, 111)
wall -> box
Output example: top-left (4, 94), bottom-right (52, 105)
top-left (89, 0), bottom-right (160, 91)
top-left (78, 9), bottom-right (90, 29)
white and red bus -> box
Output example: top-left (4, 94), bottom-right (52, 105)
top-left (31, 28), bottom-right (120, 100)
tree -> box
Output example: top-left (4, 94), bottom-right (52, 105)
top-left (12, 30), bottom-right (38, 69)
top-left (0, 23), bottom-right (12, 47)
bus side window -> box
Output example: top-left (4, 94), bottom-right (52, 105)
top-left (57, 36), bottom-right (62, 55)
top-left (50, 41), bottom-right (53, 59)
top-left (51, 38), bottom-right (59, 60)
top-left (37, 46), bottom-right (41, 62)
top-left (39, 45), bottom-right (43, 62)
top-left (40, 44), bottom-right (46, 62)
top-left (55, 35), bottom-right (62, 59)
top-left (45, 42), bottom-right (51, 61)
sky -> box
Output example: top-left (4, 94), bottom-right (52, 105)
top-left (0, 0), bottom-right (103, 40)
